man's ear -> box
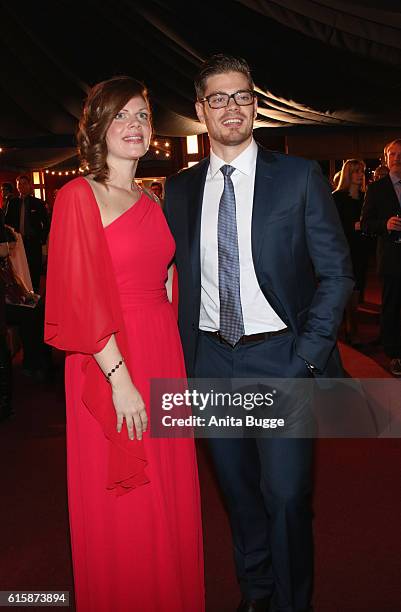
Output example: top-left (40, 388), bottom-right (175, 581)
top-left (195, 101), bottom-right (206, 124)
top-left (253, 96), bottom-right (258, 120)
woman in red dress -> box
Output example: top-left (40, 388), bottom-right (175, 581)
top-left (45, 77), bottom-right (205, 612)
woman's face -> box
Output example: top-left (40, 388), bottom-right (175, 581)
top-left (350, 165), bottom-right (364, 186)
top-left (106, 96), bottom-right (151, 162)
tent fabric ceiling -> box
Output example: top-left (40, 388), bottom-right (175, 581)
top-left (239, 0), bottom-right (401, 65)
top-left (1, 0), bottom-right (401, 168)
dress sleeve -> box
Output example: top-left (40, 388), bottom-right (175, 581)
top-left (45, 179), bottom-right (119, 353)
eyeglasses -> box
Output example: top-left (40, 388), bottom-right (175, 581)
top-left (199, 90), bottom-right (256, 109)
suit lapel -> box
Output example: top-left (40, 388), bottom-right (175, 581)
top-left (383, 175), bottom-right (401, 212)
top-left (188, 158), bottom-right (209, 291)
top-left (251, 146), bottom-right (279, 267)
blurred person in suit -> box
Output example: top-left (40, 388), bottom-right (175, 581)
top-left (373, 164), bottom-right (389, 182)
top-left (150, 180), bottom-right (164, 207)
top-left (361, 139), bottom-right (401, 376)
top-left (5, 175), bottom-right (49, 292)
top-left (0, 209), bottom-right (12, 421)
top-left (1, 182), bottom-right (15, 214)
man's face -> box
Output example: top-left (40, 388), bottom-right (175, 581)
top-left (17, 178), bottom-right (31, 197)
top-left (385, 143), bottom-right (401, 175)
top-left (150, 183), bottom-right (163, 199)
top-left (1, 185), bottom-right (12, 199)
top-left (195, 71), bottom-right (257, 151)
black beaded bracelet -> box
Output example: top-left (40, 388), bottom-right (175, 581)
top-left (106, 358), bottom-right (124, 382)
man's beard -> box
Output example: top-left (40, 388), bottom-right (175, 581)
top-left (218, 128), bottom-right (252, 147)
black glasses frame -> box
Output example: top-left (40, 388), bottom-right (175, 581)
top-left (199, 89), bottom-right (256, 108)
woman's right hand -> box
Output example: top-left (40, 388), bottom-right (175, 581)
top-left (111, 379), bottom-right (148, 441)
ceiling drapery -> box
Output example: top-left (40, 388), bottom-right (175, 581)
top-left (1, 0), bottom-right (401, 167)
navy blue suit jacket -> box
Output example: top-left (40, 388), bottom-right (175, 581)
top-left (165, 145), bottom-right (354, 377)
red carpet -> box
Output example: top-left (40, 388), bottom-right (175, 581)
top-left (1, 282), bottom-right (400, 611)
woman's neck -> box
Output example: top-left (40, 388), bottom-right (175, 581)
top-left (107, 158), bottom-right (138, 191)
top-left (349, 184), bottom-right (360, 199)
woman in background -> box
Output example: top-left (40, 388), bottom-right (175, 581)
top-left (45, 76), bottom-right (204, 612)
top-left (333, 159), bottom-right (368, 346)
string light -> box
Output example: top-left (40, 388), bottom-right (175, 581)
top-left (43, 168), bottom-right (79, 175)
top-left (151, 137), bottom-right (172, 157)
top-left (40, 138), bottom-right (173, 177)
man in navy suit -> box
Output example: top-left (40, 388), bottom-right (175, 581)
top-left (165, 55), bottom-right (353, 612)
top-left (5, 175), bottom-right (49, 293)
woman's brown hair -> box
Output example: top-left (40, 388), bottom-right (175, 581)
top-left (77, 76), bottom-right (149, 183)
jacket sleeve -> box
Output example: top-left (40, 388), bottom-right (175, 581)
top-left (360, 183), bottom-right (389, 236)
top-left (295, 162), bottom-right (354, 372)
top-left (38, 199), bottom-right (50, 244)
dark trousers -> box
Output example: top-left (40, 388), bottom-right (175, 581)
top-left (381, 275), bottom-right (401, 358)
top-left (23, 237), bottom-right (42, 293)
top-left (195, 331), bottom-right (314, 612)
top-left (5, 297), bottom-right (51, 372)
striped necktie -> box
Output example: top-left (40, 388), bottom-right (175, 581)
top-left (217, 164), bottom-right (245, 346)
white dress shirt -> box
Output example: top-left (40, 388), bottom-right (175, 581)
top-left (199, 139), bottom-right (286, 333)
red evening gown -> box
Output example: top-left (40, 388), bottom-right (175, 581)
top-left (45, 179), bottom-right (204, 612)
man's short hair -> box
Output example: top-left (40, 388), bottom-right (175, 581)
top-left (1, 182), bottom-right (13, 194)
top-left (16, 174), bottom-right (31, 184)
top-left (194, 54), bottom-right (254, 99)
top-left (384, 138), bottom-right (401, 159)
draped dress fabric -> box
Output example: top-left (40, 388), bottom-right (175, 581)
top-left (45, 178), bottom-right (204, 612)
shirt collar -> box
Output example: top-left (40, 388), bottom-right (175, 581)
top-left (389, 172), bottom-right (401, 186)
top-left (209, 138), bottom-right (258, 178)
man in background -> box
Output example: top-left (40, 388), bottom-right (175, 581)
top-left (5, 175), bottom-right (49, 292)
top-left (373, 164), bottom-right (389, 182)
top-left (1, 182), bottom-right (15, 215)
top-left (361, 139), bottom-right (401, 376)
top-left (150, 180), bottom-right (164, 207)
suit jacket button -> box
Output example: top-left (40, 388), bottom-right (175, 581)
top-left (191, 323), bottom-right (196, 331)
